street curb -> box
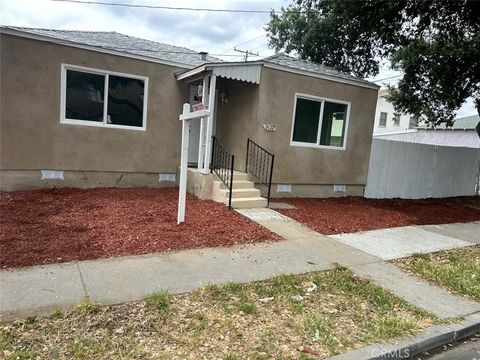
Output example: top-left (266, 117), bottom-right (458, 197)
top-left (327, 311), bottom-right (480, 359)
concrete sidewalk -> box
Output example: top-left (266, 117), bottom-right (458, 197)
top-left (0, 236), bottom-right (333, 321)
top-left (1, 209), bottom-right (479, 322)
top-left (330, 221), bottom-right (479, 260)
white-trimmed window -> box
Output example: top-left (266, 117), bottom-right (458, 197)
top-left (60, 64), bottom-right (148, 130)
top-left (290, 93), bottom-right (350, 149)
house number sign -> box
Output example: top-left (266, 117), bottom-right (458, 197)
top-left (263, 124), bottom-right (277, 132)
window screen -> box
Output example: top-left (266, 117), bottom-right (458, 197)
top-left (65, 70), bottom-right (105, 122)
top-left (292, 98), bottom-right (321, 143)
top-left (319, 101), bottom-right (347, 147)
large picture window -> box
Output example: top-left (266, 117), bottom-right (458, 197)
top-left (61, 64), bottom-right (148, 130)
top-left (291, 94), bottom-right (349, 149)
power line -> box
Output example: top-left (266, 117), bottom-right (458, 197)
top-left (250, 43), bottom-right (270, 52)
top-left (234, 47), bottom-right (259, 61)
top-left (220, 34), bottom-right (266, 54)
top-left (373, 74), bottom-right (403, 82)
top-left (50, 0), bottom-right (281, 13)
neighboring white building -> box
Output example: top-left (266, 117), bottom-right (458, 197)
top-left (373, 88), bottom-right (418, 135)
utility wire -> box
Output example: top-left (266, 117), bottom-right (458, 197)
top-left (250, 43), bottom-right (270, 52)
top-left (373, 74), bottom-right (403, 82)
top-left (50, 0), bottom-right (281, 14)
top-left (219, 34), bottom-right (266, 54)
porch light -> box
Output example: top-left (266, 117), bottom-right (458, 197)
top-left (194, 85), bottom-right (203, 101)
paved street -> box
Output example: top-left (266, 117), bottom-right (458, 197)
top-left (419, 334), bottom-right (480, 360)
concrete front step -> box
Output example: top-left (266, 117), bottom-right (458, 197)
top-left (218, 187), bottom-right (262, 199)
top-left (213, 180), bottom-right (255, 191)
top-left (213, 170), bottom-right (250, 181)
top-left (230, 197), bottom-right (268, 209)
top-left (211, 171), bottom-right (267, 209)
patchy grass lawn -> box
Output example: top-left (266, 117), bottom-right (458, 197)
top-left (0, 268), bottom-right (437, 359)
top-left (277, 196), bottom-right (480, 234)
top-left (394, 246), bottom-right (480, 302)
top-left (0, 187), bottom-right (280, 269)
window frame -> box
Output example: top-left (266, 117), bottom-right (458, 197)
top-left (290, 93), bottom-right (350, 150)
top-left (392, 113), bottom-right (400, 126)
top-left (379, 112), bottom-right (388, 127)
top-left (60, 63), bottom-right (148, 131)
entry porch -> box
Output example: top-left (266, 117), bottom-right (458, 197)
top-left (176, 63), bottom-right (274, 210)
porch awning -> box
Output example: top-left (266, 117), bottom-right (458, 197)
top-left (176, 62), bottom-right (262, 84)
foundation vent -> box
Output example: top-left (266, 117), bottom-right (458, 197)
top-left (159, 173), bottom-right (176, 182)
top-left (277, 184), bottom-right (292, 193)
top-left (333, 184), bottom-right (346, 192)
top-left (41, 170), bottom-right (64, 180)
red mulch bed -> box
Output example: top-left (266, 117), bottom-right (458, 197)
top-left (0, 187), bottom-right (280, 269)
top-left (277, 196), bottom-right (480, 235)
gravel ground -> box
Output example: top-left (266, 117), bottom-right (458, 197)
top-left (277, 196), bottom-right (480, 235)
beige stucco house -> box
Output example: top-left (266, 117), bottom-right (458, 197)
top-left (0, 26), bottom-right (379, 205)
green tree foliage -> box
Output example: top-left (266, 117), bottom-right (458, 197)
top-left (267, 0), bottom-right (480, 126)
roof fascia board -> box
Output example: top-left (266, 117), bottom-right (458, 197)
top-left (176, 65), bottom-right (207, 80)
top-left (207, 61), bottom-right (264, 67)
top-left (263, 62), bottom-right (380, 90)
top-left (1, 28), bottom-right (192, 69)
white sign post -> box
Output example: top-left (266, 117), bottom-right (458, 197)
top-left (177, 103), bottom-right (210, 224)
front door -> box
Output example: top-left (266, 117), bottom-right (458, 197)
top-left (188, 85), bottom-right (201, 165)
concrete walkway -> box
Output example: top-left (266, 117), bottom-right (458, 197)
top-left (1, 209), bottom-right (479, 322)
top-left (330, 221), bottom-right (480, 260)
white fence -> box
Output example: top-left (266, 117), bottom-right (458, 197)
top-left (365, 138), bottom-right (480, 199)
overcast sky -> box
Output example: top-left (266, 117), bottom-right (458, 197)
top-left (0, 0), bottom-right (475, 117)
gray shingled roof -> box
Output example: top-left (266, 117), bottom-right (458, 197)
top-left (2, 26), bottom-right (220, 68)
top-left (262, 53), bottom-right (378, 88)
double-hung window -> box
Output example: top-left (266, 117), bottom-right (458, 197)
top-left (291, 94), bottom-right (350, 149)
top-left (61, 64), bottom-right (148, 130)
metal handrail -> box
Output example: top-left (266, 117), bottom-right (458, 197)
top-left (245, 138), bottom-right (275, 206)
top-left (210, 136), bottom-right (235, 209)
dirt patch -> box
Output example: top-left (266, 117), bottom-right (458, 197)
top-left (276, 196), bottom-right (480, 235)
top-left (0, 187), bottom-right (280, 269)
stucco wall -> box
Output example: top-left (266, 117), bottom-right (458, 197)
top-left (236, 67), bottom-right (377, 187)
top-left (215, 77), bottom-right (259, 164)
top-left (0, 35), bottom-right (188, 179)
